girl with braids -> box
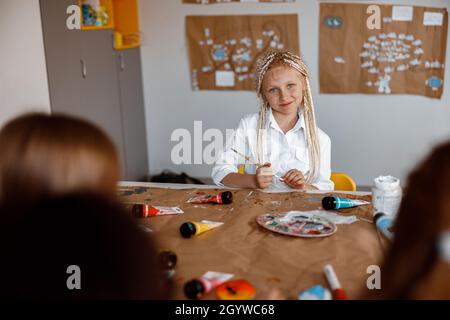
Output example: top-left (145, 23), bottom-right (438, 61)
top-left (212, 51), bottom-right (333, 190)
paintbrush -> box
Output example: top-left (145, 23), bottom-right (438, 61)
top-left (230, 148), bottom-right (284, 182)
top-left (231, 148), bottom-right (253, 163)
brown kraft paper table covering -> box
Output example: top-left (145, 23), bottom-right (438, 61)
top-left (118, 186), bottom-right (388, 299)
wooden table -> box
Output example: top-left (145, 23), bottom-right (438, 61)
top-left (118, 182), bottom-right (388, 300)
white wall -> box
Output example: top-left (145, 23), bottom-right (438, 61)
top-left (139, 0), bottom-right (450, 186)
top-left (0, 0), bottom-right (51, 129)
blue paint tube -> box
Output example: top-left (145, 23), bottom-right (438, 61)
top-left (373, 212), bottom-right (394, 241)
top-left (322, 196), bottom-right (370, 210)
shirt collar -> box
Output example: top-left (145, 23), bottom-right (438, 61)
top-left (268, 107), bottom-right (305, 133)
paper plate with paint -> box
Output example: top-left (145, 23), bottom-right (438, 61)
top-left (256, 213), bottom-right (337, 238)
top-left (215, 279), bottom-right (256, 300)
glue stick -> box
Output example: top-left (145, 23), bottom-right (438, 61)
top-left (322, 196), bottom-right (369, 210)
top-left (184, 271), bottom-right (234, 299)
top-left (187, 191), bottom-right (233, 204)
top-left (323, 264), bottom-right (348, 300)
top-left (179, 220), bottom-right (223, 238)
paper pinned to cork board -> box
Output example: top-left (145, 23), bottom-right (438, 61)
top-left (183, 0), bottom-right (295, 4)
top-left (319, 3), bottom-right (448, 99)
top-left (186, 14), bottom-right (300, 91)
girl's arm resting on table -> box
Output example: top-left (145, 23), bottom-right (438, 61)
top-left (221, 173), bottom-right (258, 189)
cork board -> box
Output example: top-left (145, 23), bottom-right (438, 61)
top-left (320, 3), bottom-right (448, 99)
top-left (186, 14), bottom-right (300, 91)
top-left (118, 186), bottom-right (387, 299)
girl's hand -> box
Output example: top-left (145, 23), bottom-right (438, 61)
top-left (255, 163), bottom-right (273, 189)
top-left (282, 169), bottom-right (310, 189)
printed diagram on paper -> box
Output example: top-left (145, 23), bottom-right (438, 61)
top-left (319, 4), bottom-right (448, 99)
top-left (186, 15), bottom-right (299, 91)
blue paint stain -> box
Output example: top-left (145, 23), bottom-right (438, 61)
top-left (324, 16), bottom-right (343, 29)
top-left (213, 49), bottom-right (226, 59)
top-left (427, 76), bottom-right (443, 91)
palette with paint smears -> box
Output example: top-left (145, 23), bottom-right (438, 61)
top-left (256, 213), bottom-right (337, 238)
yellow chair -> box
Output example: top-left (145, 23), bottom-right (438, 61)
top-left (331, 172), bottom-right (356, 191)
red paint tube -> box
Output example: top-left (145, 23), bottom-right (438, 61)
top-left (132, 205), bottom-right (183, 218)
top-left (187, 191), bottom-right (233, 204)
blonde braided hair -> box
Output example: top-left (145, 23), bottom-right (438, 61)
top-left (254, 50), bottom-right (320, 183)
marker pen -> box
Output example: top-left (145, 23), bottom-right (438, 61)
top-left (323, 264), bottom-right (348, 300)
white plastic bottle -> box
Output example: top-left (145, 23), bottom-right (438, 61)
top-left (372, 175), bottom-right (402, 219)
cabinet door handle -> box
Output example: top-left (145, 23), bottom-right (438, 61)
top-left (119, 53), bottom-right (125, 71)
top-left (80, 59), bottom-right (87, 78)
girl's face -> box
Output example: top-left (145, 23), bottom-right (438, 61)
top-left (261, 65), bottom-right (304, 117)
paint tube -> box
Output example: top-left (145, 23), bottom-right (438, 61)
top-left (323, 264), bottom-right (347, 300)
top-left (187, 191), bottom-right (233, 204)
top-left (373, 212), bottom-right (394, 241)
top-left (132, 204), bottom-right (183, 218)
top-left (184, 271), bottom-right (234, 299)
top-left (322, 196), bottom-right (370, 210)
top-left (298, 285), bottom-right (332, 300)
top-left (179, 220), bottom-right (223, 238)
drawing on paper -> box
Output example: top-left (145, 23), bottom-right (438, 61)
top-left (186, 15), bottom-right (299, 91)
top-left (320, 3), bottom-right (448, 99)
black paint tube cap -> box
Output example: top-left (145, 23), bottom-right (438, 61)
top-left (322, 196), bottom-right (337, 210)
top-left (184, 279), bottom-right (205, 299)
top-left (221, 191), bottom-right (233, 204)
top-left (180, 222), bottom-right (196, 238)
top-left (132, 204), bottom-right (145, 218)
top-left (373, 212), bottom-right (386, 224)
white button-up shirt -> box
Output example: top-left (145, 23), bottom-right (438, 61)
top-left (211, 109), bottom-right (334, 191)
